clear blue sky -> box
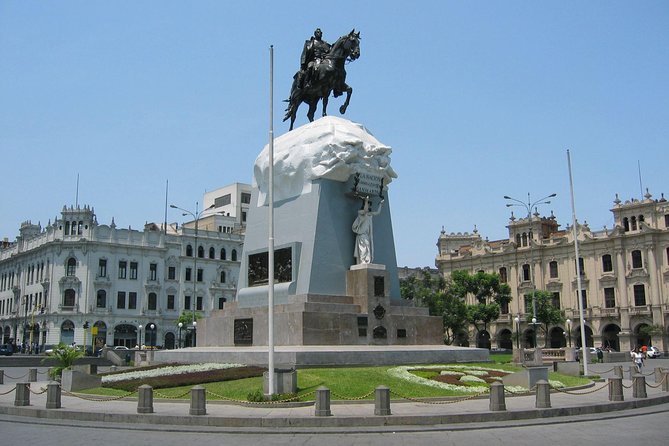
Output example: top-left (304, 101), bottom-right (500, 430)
top-left (2, 1), bottom-right (668, 268)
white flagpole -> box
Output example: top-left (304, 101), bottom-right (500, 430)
top-left (567, 149), bottom-right (588, 376)
top-left (268, 45), bottom-right (276, 396)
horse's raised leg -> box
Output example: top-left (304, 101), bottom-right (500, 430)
top-left (339, 85), bottom-right (353, 114)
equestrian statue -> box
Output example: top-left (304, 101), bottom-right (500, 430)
top-left (283, 28), bottom-right (361, 131)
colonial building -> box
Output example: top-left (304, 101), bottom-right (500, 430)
top-left (0, 183), bottom-right (250, 351)
top-left (436, 191), bottom-right (669, 353)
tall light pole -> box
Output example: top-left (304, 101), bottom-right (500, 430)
top-left (170, 202), bottom-right (215, 347)
top-left (148, 323), bottom-right (155, 349)
top-left (178, 322), bottom-right (183, 349)
top-left (514, 315), bottom-right (520, 349)
top-left (138, 324), bottom-right (143, 349)
top-left (566, 318), bottom-right (572, 347)
top-left (504, 192), bottom-right (556, 347)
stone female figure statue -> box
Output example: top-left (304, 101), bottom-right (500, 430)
top-left (352, 196), bottom-right (384, 264)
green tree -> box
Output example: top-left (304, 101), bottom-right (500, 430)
top-left (176, 311), bottom-right (202, 326)
top-left (45, 342), bottom-right (84, 379)
top-left (456, 271), bottom-right (512, 343)
top-left (527, 290), bottom-right (564, 346)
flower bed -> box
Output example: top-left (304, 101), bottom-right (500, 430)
top-left (388, 365), bottom-right (527, 393)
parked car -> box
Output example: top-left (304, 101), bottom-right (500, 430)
top-left (0, 344), bottom-right (14, 356)
top-left (113, 345), bottom-right (129, 350)
top-left (646, 346), bottom-right (661, 358)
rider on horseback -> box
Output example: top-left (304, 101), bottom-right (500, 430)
top-left (299, 28), bottom-right (331, 89)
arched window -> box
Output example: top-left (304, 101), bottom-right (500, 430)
top-left (64, 289), bottom-right (76, 307)
top-left (623, 217), bottom-right (629, 232)
top-left (220, 271), bottom-right (226, 283)
top-left (631, 216), bottom-right (637, 231)
top-left (186, 245), bottom-right (193, 257)
top-left (96, 290), bottom-right (106, 308)
top-left (209, 247), bottom-right (215, 259)
top-left (631, 250), bottom-right (643, 269)
top-left (148, 292), bottom-right (157, 311)
top-left (220, 248), bottom-right (226, 260)
top-left (522, 264), bottom-right (531, 281)
top-left (66, 258), bottom-right (77, 276)
top-left (498, 267), bottom-right (507, 283)
top-left (61, 320), bottom-right (75, 345)
top-left (549, 261), bottom-right (558, 278)
top-left (521, 233), bottom-right (528, 247)
top-left (231, 249), bottom-right (238, 261)
top-left (515, 234), bottom-right (521, 246)
top-left (198, 245), bottom-right (204, 258)
top-left (602, 254), bottom-right (613, 272)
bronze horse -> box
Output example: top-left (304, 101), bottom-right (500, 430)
top-left (284, 30), bottom-right (360, 131)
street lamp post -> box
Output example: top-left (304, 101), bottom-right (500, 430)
top-left (192, 321), bottom-right (197, 348)
top-left (504, 192), bottom-right (556, 347)
top-left (566, 318), bottom-right (572, 347)
top-left (148, 323), bottom-right (155, 349)
top-left (514, 315), bottom-right (520, 350)
top-left (170, 202), bottom-right (217, 346)
top-left (531, 317), bottom-right (537, 348)
top-left (138, 324), bottom-right (143, 349)
top-left (178, 322), bottom-right (183, 349)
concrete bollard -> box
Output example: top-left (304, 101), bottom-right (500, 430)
top-left (632, 374), bottom-right (647, 399)
top-left (535, 380), bottom-right (551, 408)
top-left (29, 368), bottom-right (37, 383)
top-left (613, 365), bottom-right (623, 378)
top-left (489, 382), bottom-right (506, 411)
top-left (46, 381), bottom-right (61, 409)
top-left (0, 370), bottom-right (4, 385)
top-left (14, 382), bottom-right (30, 406)
top-left (608, 377), bottom-right (624, 401)
top-left (374, 385), bottom-right (391, 416)
top-left (137, 385), bottom-right (154, 414)
top-left (314, 386), bottom-right (332, 417)
top-left (662, 372), bottom-right (669, 392)
top-left (189, 385), bottom-right (206, 415)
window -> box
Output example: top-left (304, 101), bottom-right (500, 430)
top-left (631, 216), bottom-right (637, 231)
top-left (631, 250), bottom-right (643, 269)
top-left (215, 194), bottom-right (231, 207)
top-left (185, 268), bottom-right (192, 282)
top-left (498, 267), bottom-right (507, 283)
top-left (574, 258), bottom-right (585, 276)
top-left (218, 297), bottom-right (226, 309)
top-left (231, 249), bottom-right (238, 261)
top-left (552, 292), bottom-right (560, 309)
top-left (130, 262), bottom-right (138, 280)
top-left (186, 245), bottom-right (193, 257)
top-left (604, 288), bottom-right (615, 308)
top-left (524, 294), bottom-right (533, 314)
top-left (241, 192), bottom-right (251, 204)
top-left (500, 300), bottom-right (509, 314)
top-left (209, 247), bottom-right (215, 259)
top-left (602, 254), bottom-right (613, 273)
top-left (184, 295), bottom-right (191, 310)
top-left (220, 248), bottom-right (227, 260)
top-left (242, 211), bottom-right (247, 223)
top-left (522, 264), bottom-right (531, 282)
top-left (98, 259), bottom-right (107, 277)
top-left (196, 296), bottom-right (203, 311)
top-left (198, 245), bottom-right (204, 258)
top-left (128, 292), bottom-right (137, 310)
top-left (168, 266), bottom-right (176, 280)
top-left (66, 258), bottom-right (77, 276)
top-left (197, 268), bottom-right (203, 282)
top-left (623, 217), bottom-right (629, 232)
top-left (64, 289), bottom-right (76, 307)
top-left (515, 234), bottom-right (521, 246)
top-left (117, 291), bottom-right (126, 309)
top-left (149, 263), bottom-right (157, 281)
top-left (666, 247), bottom-right (669, 264)
top-left (665, 214), bottom-right (669, 228)
top-left (96, 290), bottom-right (106, 308)
top-left (521, 233), bottom-right (528, 247)
top-left (633, 284), bottom-right (646, 306)
top-left (148, 292), bottom-right (157, 311)
top-left (220, 271), bottom-right (226, 283)
top-left (118, 261), bottom-right (127, 279)
top-left (549, 261), bottom-right (558, 279)
top-left (577, 289), bottom-right (588, 308)
top-left (167, 294), bottom-right (175, 310)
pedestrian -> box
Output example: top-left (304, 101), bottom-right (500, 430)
top-left (632, 347), bottom-right (644, 373)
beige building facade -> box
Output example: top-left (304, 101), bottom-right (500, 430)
top-left (436, 191), bottom-right (669, 353)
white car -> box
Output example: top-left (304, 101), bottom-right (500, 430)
top-left (646, 346), bottom-right (661, 358)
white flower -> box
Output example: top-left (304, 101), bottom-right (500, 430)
top-left (102, 363), bottom-right (245, 384)
top-left (439, 370), bottom-right (465, 376)
top-left (460, 375), bottom-right (486, 383)
top-left (387, 366), bottom-right (488, 393)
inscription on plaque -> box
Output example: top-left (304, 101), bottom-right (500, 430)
top-left (234, 318), bottom-right (253, 346)
top-left (248, 247), bottom-right (292, 286)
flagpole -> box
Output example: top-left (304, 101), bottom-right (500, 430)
top-left (567, 149), bottom-right (588, 376)
top-left (268, 44), bottom-right (276, 397)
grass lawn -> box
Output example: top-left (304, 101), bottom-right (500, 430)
top-left (80, 361), bottom-right (591, 402)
